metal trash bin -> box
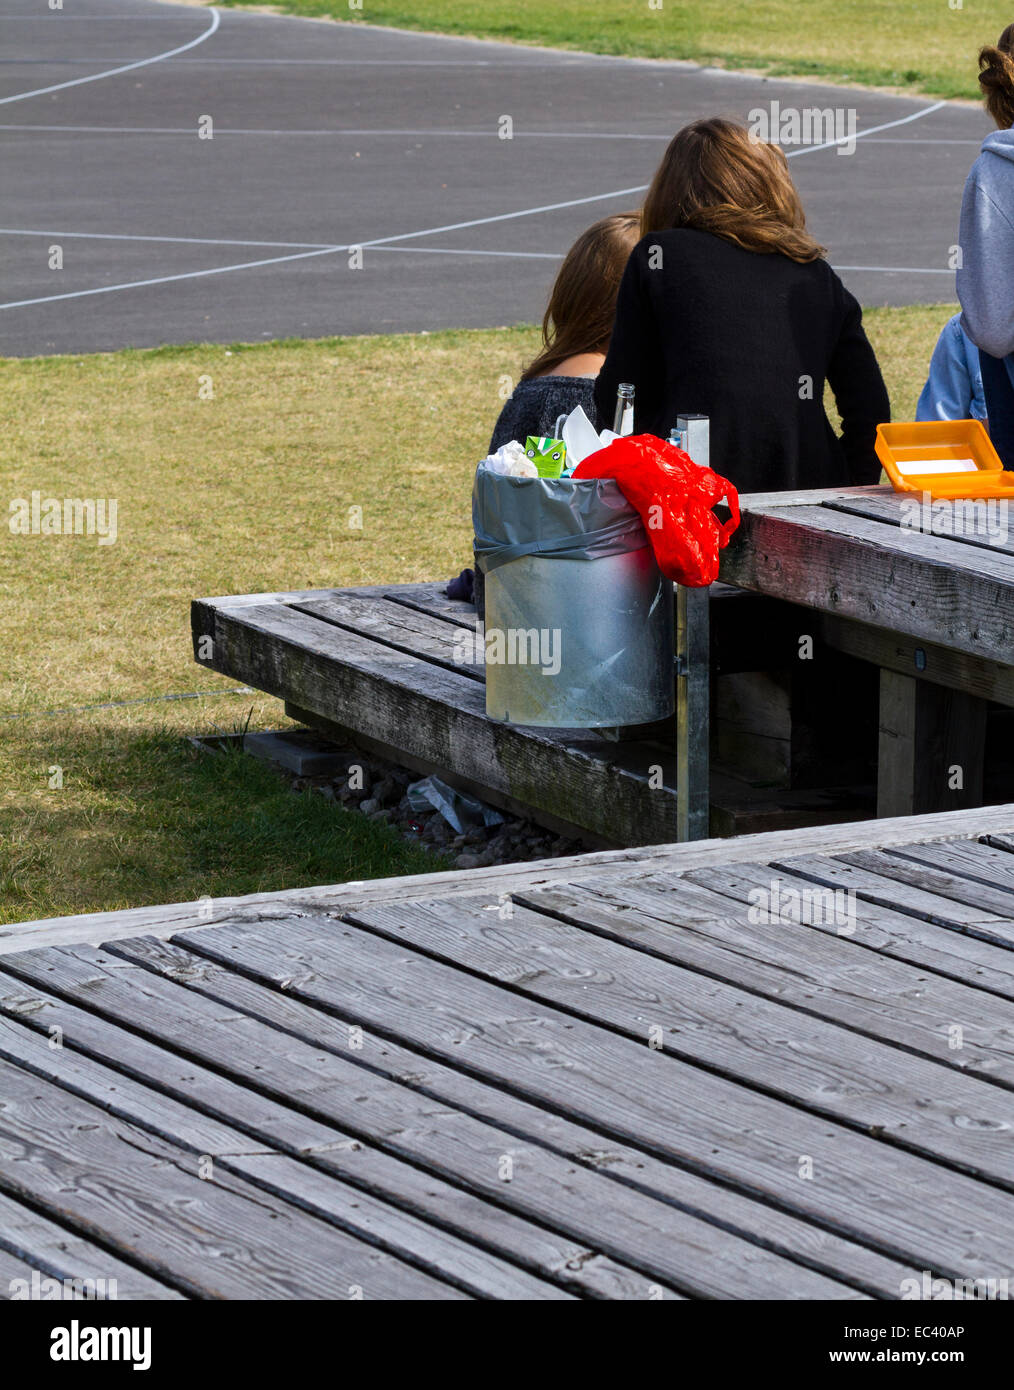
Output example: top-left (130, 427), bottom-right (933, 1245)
top-left (472, 469), bottom-right (674, 728)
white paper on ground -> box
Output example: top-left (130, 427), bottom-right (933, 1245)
top-left (896, 457), bottom-right (978, 475)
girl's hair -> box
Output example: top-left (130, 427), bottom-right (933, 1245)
top-left (979, 23), bottom-right (1014, 129)
top-left (640, 117), bottom-right (825, 263)
top-left (522, 212), bottom-right (641, 380)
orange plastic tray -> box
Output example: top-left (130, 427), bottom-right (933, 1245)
top-left (875, 419), bottom-right (1014, 498)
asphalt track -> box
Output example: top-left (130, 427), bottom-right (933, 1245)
top-left (0, 0), bottom-right (996, 355)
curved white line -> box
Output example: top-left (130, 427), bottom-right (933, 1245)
top-left (0, 7), bottom-right (220, 106)
top-left (784, 100), bottom-right (947, 157)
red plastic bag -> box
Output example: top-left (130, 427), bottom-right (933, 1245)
top-left (572, 434), bottom-right (740, 587)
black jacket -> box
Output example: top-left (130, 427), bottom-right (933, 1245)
top-left (594, 229), bottom-right (890, 493)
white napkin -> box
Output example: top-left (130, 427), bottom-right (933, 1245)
top-left (559, 404), bottom-right (619, 472)
top-left (479, 440), bottom-right (538, 477)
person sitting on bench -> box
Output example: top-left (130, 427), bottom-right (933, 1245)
top-left (489, 212), bottom-right (640, 452)
top-left (916, 313), bottom-right (986, 424)
top-left (594, 118), bottom-right (890, 493)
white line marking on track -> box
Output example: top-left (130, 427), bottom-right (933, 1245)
top-left (782, 100), bottom-right (947, 157)
top-left (366, 245), bottom-right (562, 259)
top-left (0, 98), bottom-right (950, 311)
top-left (0, 227), bottom-right (333, 250)
top-left (0, 124), bottom-right (677, 139)
top-left (0, 245), bottom-right (344, 311)
top-left (0, 7), bottom-right (220, 106)
top-left (0, 228), bottom-right (956, 270)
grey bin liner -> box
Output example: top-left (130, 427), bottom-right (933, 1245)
top-left (472, 469), bottom-right (675, 728)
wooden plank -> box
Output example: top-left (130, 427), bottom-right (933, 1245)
top-left (292, 594), bottom-right (483, 678)
top-left (838, 849), bottom-right (1014, 927)
top-left (877, 671), bottom-right (986, 817)
top-left (0, 1057), bottom-right (464, 1300)
top-left (816, 614), bottom-right (1014, 706)
top-left (0, 1014), bottom-right (565, 1302)
top-left (770, 853), bottom-right (1014, 949)
top-left (334, 895), bottom-right (1014, 1184)
top-left (719, 505), bottom-right (1014, 664)
top-left (158, 918), bottom-right (1014, 1282)
top-left (824, 493), bottom-right (1014, 558)
top-left (738, 485), bottom-right (890, 510)
top-left (0, 947), bottom-right (858, 1299)
top-left (676, 585), bottom-right (709, 840)
top-left (890, 839), bottom-right (1014, 895)
top-left (0, 1249), bottom-right (87, 1299)
top-left (0, 1189), bottom-right (182, 1300)
top-left (100, 936), bottom-right (926, 1298)
top-left (707, 770), bottom-right (874, 838)
top-left (517, 877), bottom-right (1014, 1087)
top-left (382, 584), bottom-right (482, 630)
top-left (191, 598), bottom-right (675, 846)
top-left (680, 861), bottom-right (1014, 1001)
top-left (285, 702), bottom-right (619, 848)
top-left (0, 989), bottom-right (654, 1301)
top-left (8, 805), bottom-right (1014, 958)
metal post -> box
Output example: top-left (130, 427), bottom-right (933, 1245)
top-left (675, 415), bottom-right (711, 841)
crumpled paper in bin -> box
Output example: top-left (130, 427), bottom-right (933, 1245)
top-left (406, 776), bottom-right (504, 834)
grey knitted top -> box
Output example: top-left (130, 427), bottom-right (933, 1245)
top-left (488, 375), bottom-right (599, 452)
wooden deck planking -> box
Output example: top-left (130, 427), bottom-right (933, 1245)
top-left (163, 916), bottom-right (1014, 1281)
top-left (0, 1011), bottom-right (568, 1301)
top-left (98, 938), bottom-right (923, 1297)
top-left (838, 848), bottom-right (1014, 921)
top-left (770, 854), bottom-right (1014, 946)
top-left (0, 1188), bottom-right (182, 1301)
top-left (333, 896), bottom-right (1014, 1184)
top-left (887, 838), bottom-right (1014, 894)
top-left (678, 862), bottom-right (1014, 1001)
top-left (0, 1056), bottom-right (466, 1300)
top-left (0, 945), bottom-right (857, 1299)
top-left (518, 876), bottom-right (1014, 1086)
top-left (0, 983), bottom-right (665, 1301)
top-left (291, 592), bottom-right (485, 678)
top-left (821, 493), bottom-right (1014, 558)
top-left (5, 811), bottom-right (1014, 1297)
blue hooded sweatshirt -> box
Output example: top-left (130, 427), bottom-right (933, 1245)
top-left (957, 128), bottom-right (1014, 364)
top-left (916, 313), bottom-right (986, 421)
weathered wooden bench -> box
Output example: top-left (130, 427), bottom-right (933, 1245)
top-left (191, 580), bottom-right (875, 847)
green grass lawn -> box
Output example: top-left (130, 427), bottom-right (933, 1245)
top-left (209, 0), bottom-right (1012, 100)
top-left (0, 307), bottom-right (952, 924)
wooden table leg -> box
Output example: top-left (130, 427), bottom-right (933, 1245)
top-left (676, 585), bottom-right (710, 840)
top-left (877, 669), bottom-right (987, 818)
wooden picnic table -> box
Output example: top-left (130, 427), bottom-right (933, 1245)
top-left (4, 802), bottom-right (1014, 1299)
top-left (721, 483), bottom-right (1014, 819)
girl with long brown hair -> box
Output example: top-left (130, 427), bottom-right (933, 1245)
top-left (489, 212), bottom-right (640, 451)
top-left (594, 118), bottom-right (889, 492)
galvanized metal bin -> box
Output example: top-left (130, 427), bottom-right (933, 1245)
top-left (473, 470), bottom-right (674, 728)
